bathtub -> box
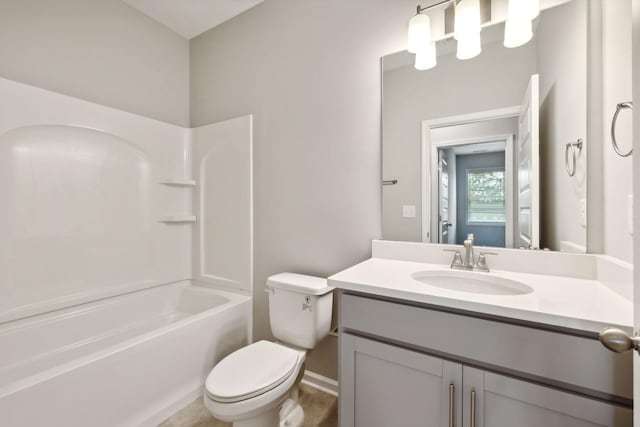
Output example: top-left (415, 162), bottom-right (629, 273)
top-left (0, 281), bottom-right (250, 426)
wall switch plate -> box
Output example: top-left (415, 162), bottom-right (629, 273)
top-left (579, 198), bottom-right (586, 228)
top-left (628, 194), bottom-right (634, 235)
top-left (402, 205), bottom-right (416, 218)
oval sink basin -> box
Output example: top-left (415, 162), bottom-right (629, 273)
top-left (411, 270), bottom-right (533, 296)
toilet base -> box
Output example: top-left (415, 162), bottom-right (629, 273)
top-left (228, 398), bottom-right (303, 427)
top-left (279, 398), bottom-right (304, 427)
top-left (232, 406), bottom-right (279, 427)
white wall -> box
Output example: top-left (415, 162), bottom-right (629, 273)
top-left (536, 0), bottom-right (588, 252)
top-left (190, 0), bottom-right (418, 380)
top-left (0, 0), bottom-right (190, 126)
top-left (383, 41), bottom-right (536, 242)
top-left (603, 0), bottom-right (633, 263)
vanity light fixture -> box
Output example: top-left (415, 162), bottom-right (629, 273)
top-left (408, 0), bottom-right (540, 69)
top-left (454, 0), bottom-right (482, 60)
top-left (504, 0), bottom-right (540, 48)
top-left (456, 33), bottom-right (482, 60)
top-left (408, 5), bottom-right (438, 69)
top-left (415, 42), bottom-right (438, 70)
top-left (407, 12), bottom-right (432, 54)
top-left (408, 0), bottom-right (461, 70)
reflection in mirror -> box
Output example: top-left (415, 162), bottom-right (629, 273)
top-left (382, 0), bottom-right (588, 252)
top-left (431, 116), bottom-right (517, 248)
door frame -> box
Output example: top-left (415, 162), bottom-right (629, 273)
top-left (421, 106), bottom-right (520, 245)
top-left (632, 0), bottom-right (639, 420)
top-left (430, 134), bottom-right (514, 248)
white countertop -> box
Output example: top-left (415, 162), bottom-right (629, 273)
top-left (329, 257), bottom-right (633, 334)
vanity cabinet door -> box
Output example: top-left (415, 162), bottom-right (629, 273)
top-left (340, 333), bottom-right (462, 427)
top-left (464, 366), bottom-right (632, 427)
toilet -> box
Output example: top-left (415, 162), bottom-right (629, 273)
top-left (204, 273), bottom-right (334, 427)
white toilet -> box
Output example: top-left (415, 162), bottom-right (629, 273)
top-left (204, 273), bottom-right (334, 427)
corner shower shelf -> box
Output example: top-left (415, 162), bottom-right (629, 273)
top-left (160, 178), bottom-right (197, 187)
top-left (159, 215), bottom-right (197, 223)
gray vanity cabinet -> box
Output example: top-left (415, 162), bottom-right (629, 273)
top-left (340, 333), bottom-right (631, 427)
top-left (474, 366), bottom-right (633, 427)
top-left (340, 334), bottom-right (462, 427)
top-left (338, 292), bottom-right (633, 427)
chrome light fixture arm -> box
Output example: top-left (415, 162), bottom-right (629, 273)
top-left (416, 0), bottom-right (459, 15)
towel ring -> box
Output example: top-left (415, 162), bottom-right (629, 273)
top-left (565, 139), bottom-right (583, 177)
top-left (611, 102), bottom-right (633, 157)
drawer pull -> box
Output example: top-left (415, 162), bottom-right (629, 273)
top-left (470, 390), bottom-right (476, 427)
top-left (449, 383), bottom-right (454, 427)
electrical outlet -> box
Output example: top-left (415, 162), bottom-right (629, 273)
top-left (579, 198), bottom-right (586, 228)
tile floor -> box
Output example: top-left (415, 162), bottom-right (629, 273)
top-left (159, 384), bottom-right (337, 427)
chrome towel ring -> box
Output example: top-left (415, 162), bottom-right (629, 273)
top-left (611, 102), bottom-right (633, 157)
top-left (565, 139), bottom-right (583, 177)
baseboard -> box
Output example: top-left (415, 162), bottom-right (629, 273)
top-left (301, 370), bottom-right (339, 397)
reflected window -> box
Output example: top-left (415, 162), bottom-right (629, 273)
top-left (467, 168), bottom-right (505, 223)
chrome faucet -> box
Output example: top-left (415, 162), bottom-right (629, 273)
top-left (462, 234), bottom-right (475, 268)
top-left (444, 234), bottom-right (498, 272)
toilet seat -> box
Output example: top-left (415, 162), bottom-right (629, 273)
top-left (206, 340), bottom-right (301, 403)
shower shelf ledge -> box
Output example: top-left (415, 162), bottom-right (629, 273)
top-left (160, 178), bottom-right (196, 186)
top-left (159, 215), bottom-right (197, 223)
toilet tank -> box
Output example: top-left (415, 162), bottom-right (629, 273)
top-left (266, 273), bottom-right (334, 349)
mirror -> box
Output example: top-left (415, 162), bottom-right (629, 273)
top-left (382, 0), bottom-right (591, 251)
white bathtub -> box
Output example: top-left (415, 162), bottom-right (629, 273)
top-left (0, 281), bottom-right (250, 426)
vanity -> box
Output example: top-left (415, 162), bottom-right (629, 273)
top-left (330, 241), bottom-right (633, 427)
top-left (344, 0), bottom-right (636, 423)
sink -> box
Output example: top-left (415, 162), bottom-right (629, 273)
top-left (411, 270), bottom-right (533, 296)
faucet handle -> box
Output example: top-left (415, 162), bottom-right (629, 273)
top-left (476, 252), bottom-right (498, 272)
top-left (443, 248), bottom-right (463, 268)
top-left (450, 251), bottom-right (463, 268)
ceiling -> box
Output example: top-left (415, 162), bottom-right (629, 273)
top-left (122, 0), bottom-right (264, 39)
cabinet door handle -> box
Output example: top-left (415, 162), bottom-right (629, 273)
top-left (470, 390), bottom-right (476, 427)
top-left (448, 383), bottom-right (454, 427)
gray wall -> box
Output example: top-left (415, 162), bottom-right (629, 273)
top-left (190, 0), bottom-right (420, 380)
top-left (602, 0), bottom-right (633, 263)
top-left (0, 0), bottom-right (190, 126)
top-left (537, 0), bottom-right (587, 252)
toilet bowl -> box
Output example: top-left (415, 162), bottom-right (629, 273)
top-left (204, 340), bottom-right (306, 426)
top-left (204, 273), bottom-right (334, 427)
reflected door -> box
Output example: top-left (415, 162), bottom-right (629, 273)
top-left (438, 150), bottom-right (451, 243)
top-left (456, 152), bottom-right (506, 248)
top-left (517, 74), bottom-right (540, 249)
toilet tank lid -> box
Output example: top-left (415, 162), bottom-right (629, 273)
top-left (267, 273), bottom-right (334, 295)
